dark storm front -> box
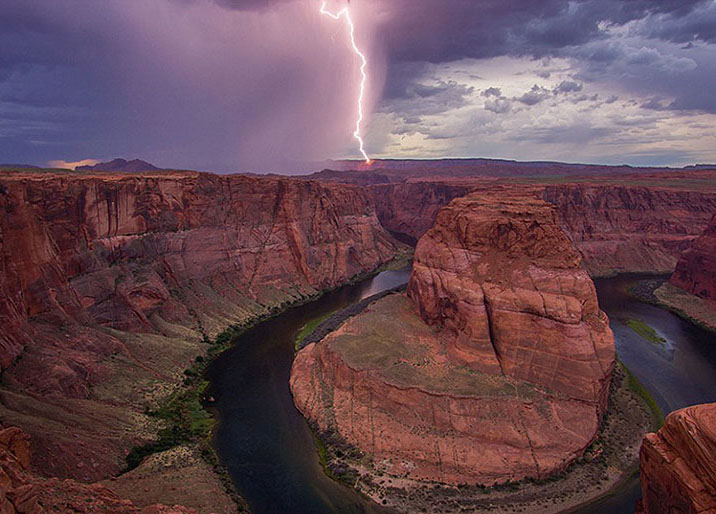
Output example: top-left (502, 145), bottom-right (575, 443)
top-left (208, 271), bottom-right (716, 514)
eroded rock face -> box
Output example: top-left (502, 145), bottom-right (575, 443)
top-left (407, 192), bottom-right (615, 407)
top-left (0, 170), bottom-right (400, 481)
top-left (366, 178), bottom-right (716, 277)
top-left (670, 213), bottom-right (716, 301)
top-left (291, 192), bottom-right (615, 486)
top-left (0, 425), bottom-right (196, 513)
top-left (543, 185), bottom-right (716, 276)
top-left (638, 403), bottom-right (716, 514)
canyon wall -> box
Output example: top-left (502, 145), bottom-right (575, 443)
top-left (543, 184), bottom-right (716, 276)
top-left (407, 191), bottom-right (615, 408)
top-left (368, 179), bottom-right (716, 277)
top-left (369, 180), bottom-right (480, 243)
top-left (0, 170), bottom-right (401, 483)
top-left (670, 213), bottom-right (716, 301)
top-left (291, 192), bottom-right (615, 486)
top-left (637, 403), bottom-right (716, 514)
top-left (0, 424), bottom-right (194, 513)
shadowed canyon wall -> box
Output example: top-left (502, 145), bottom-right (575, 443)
top-left (670, 213), bottom-right (716, 301)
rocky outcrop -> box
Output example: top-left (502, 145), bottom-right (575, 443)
top-left (637, 403), bottom-right (716, 514)
top-left (408, 192), bottom-right (615, 407)
top-left (369, 180), bottom-right (480, 243)
top-left (670, 213), bottom-right (716, 301)
top-left (0, 170), bottom-right (401, 482)
top-left (291, 192), bottom-right (615, 486)
top-left (0, 425), bottom-right (195, 513)
top-left (543, 184), bottom-right (716, 276)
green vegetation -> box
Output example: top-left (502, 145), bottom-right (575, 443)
top-left (295, 312), bottom-right (334, 350)
top-left (626, 318), bottom-right (667, 344)
top-left (622, 361), bottom-right (664, 428)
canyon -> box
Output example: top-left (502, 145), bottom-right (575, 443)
top-left (0, 169), bottom-right (402, 510)
top-left (291, 190), bottom-right (616, 488)
top-left (637, 403), bottom-right (716, 514)
top-left (367, 174), bottom-right (716, 276)
top-left (2, 164), bottom-right (716, 513)
top-left (670, 213), bottom-right (716, 301)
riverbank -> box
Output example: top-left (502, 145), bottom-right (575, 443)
top-left (630, 278), bottom-right (716, 333)
top-left (113, 251), bottom-right (413, 512)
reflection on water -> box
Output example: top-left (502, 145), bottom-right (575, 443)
top-left (208, 271), bottom-right (716, 514)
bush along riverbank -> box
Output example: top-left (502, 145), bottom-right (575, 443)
top-left (121, 253), bottom-right (413, 508)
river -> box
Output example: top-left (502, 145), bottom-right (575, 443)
top-left (207, 271), bottom-right (716, 514)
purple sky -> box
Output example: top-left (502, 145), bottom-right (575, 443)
top-left (2, 0), bottom-right (716, 172)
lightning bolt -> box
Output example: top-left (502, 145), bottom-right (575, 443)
top-left (319, 1), bottom-right (371, 164)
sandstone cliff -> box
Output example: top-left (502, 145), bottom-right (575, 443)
top-left (408, 191), bottom-right (615, 407)
top-left (670, 213), bottom-right (716, 301)
top-left (543, 184), bottom-right (716, 276)
top-left (0, 170), bottom-right (400, 486)
top-left (367, 177), bottom-right (716, 277)
top-left (0, 424), bottom-right (195, 513)
top-left (369, 180), bottom-right (480, 243)
top-left (291, 192), bottom-right (615, 486)
top-left (637, 403), bottom-right (716, 514)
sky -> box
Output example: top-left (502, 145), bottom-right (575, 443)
top-left (2, 0), bottom-right (716, 172)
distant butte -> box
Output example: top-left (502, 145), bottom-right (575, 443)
top-left (76, 158), bottom-right (163, 172)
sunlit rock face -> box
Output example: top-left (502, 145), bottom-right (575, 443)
top-left (292, 191), bottom-right (615, 486)
top-left (637, 403), bottom-right (716, 514)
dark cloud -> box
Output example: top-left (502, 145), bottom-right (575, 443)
top-left (482, 87), bottom-right (503, 98)
top-left (516, 85), bottom-right (552, 106)
top-left (377, 0), bottom-right (708, 65)
top-left (553, 80), bottom-right (583, 94)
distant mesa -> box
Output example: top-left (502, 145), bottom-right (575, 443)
top-left (0, 164), bottom-right (39, 169)
top-left (76, 158), bottom-right (163, 172)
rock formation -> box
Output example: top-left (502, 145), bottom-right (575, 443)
top-left (670, 213), bottom-right (716, 301)
top-left (0, 170), bottom-right (401, 483)
top-left (0, 424), bottom-right (195, 513)
top-left (365, 176), bottom-right (716, 277)
top-left (291, 192), bottom-right (615, 486)
top-left (543, 184), bottom-right (716, 276)
top-left (637, 403), bottom-right (716, 514)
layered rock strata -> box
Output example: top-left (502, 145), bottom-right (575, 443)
top-left (0, 170), bottom-right (400, 486)
top-left (543, 184), bottom-right (716, 276)
top-left (637, 403), bottom-right (716, 514)
top-left (670, 213), bottom-right (716, 301)
top-left (0, 424), bottom-right (195, 513)
top-left (368, 177), bottom-right (716, 276)
top-left (291, 192), bottom-right (615, 486)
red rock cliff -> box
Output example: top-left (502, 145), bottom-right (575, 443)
top-left (407, 190), bottom-right (615, 407)
top-left (292, 191), bottom-right (615, 486)
top-left (0, 424), bottom-right (195, 513)
top-left (368, 178), bottom-right (716, 277)
top-left (0, 170), bottom-right (401, 481)
top-left (543, 184), bottom-right (716, 276)
top-left (638, 403), bottom-right (716, 514)
top-left (670, 213), bottom-right (716, 301)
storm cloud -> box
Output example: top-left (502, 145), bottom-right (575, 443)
top-left (2, 0), bottom-right (716, 169)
